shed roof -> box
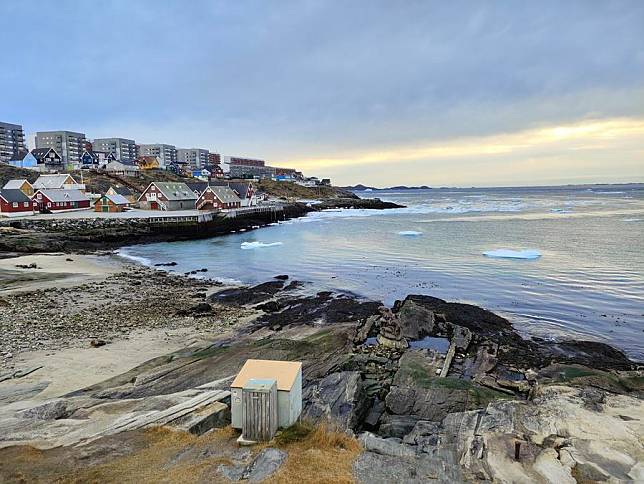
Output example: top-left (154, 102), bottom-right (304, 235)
top-left (101, 193), bottom-right (130, 205)
top-left (231, 359), bottom-right (302, 391)
top-left (152, 182), bottom-right (198, 201)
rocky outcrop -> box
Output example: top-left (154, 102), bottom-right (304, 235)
top-left (302, 371), bottom-right (369, 430)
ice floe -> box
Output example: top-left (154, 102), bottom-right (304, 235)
top-left (483, 249), bottom-right (542, 260)
top-left (240, 241), bottom-right (284, 249)
top-left (621, 218), bottom-right (642, 222)
top-left (398, 231), bottom-right (423, 236)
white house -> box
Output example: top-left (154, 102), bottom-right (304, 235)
top-left (32, 174), bottom-right (85, 192)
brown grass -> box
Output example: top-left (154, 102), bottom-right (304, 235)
top-left (269, 421), bottom-right (362, 484)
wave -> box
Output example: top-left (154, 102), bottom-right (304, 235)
top-left (240, 241), bottom-right (284, 249)
top-left (483, 249), bottom-right (542, 260)
top-left (115, 249), bottom-right (152, 266)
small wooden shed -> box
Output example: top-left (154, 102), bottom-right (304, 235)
top-left (231, 359), bottom-right (302, 431)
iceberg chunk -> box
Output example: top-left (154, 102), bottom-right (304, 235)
top-left (483, 249), bottom-right (542, 260)
top-left (398, 230), bottom-right (423, 236)
top-left (240, 241), bottom-right (284, 250)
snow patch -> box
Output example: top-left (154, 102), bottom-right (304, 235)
top-left (483, 249), bottom-right (542, 260)
top-left (241, 241), bottom-right (284, 250)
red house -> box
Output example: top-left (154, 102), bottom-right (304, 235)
top-left (0, 189), bottom-right (36, 215)
top-left (33, 189), bottom-right (91, 212)
top-left (196, 186), bottom-right (242, 210)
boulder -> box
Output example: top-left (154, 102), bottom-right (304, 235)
top-left (358, 432), bottom-right (417, 457)
top-left (302, 371), bottom-right (369, 430)
top-left (243, 448), bottom-right (287, 482)
top-left (395, 298), bottom-right (436, 340)
top-left (378, 414), bottom-right (421, 439)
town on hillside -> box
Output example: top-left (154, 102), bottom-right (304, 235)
top-left (0, 121), bottom-right (331, 217)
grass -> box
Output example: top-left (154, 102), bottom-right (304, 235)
top-left (269, 421), bottom-right (362, 484)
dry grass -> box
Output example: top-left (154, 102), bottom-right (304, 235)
top-left (269, 421), bottom-right (362, 484)
top-left (0, 423), bottom-right (361, 484)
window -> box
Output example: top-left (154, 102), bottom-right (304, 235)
top-left (12, 202), bottom-right (18, 208)
top-left (23, 202), bottom-right (28, 208)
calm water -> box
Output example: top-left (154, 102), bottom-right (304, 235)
top-left (119, 185), bottom-right (644, 360)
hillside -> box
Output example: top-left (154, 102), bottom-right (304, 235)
top-left (255, 179), bottom-right (356, 200)
top-left (0, 163), bottom-right (40, 186)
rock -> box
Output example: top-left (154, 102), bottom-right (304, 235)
top-left (242, 448), bottom-right (287, 482)
top-left (402, 420), bottom-right (441, 447)
top-left (395, 298), bottom-right (436, 340)
top-left (379, 414), bottom-right (421, 439)
top-left (190, 302), bottom-right (212, 314)
top-left (218, 463), bottom-right (245, 481)
top-left (363, 399), bottom-right (385, 429)
top-left (154, 262), bottom-right (177, 267)
top-left (273, 274), bottom-right (289, 280)
top-left (353, 450), bottom-right (464, 484)
top-left (358, 432), bottom-right (417, 457)
top-left (354, 315), bottom-right (378, 343)
top-left (302, 371), bottom-right (369, 430)
top-left (169, 401), bottom-right (230, 435)
top-left (20, 399), bottom-right (70, 420)
top-left (90, 339), bottom-right (107, 348)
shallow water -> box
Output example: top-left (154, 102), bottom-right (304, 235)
top-left (119, 185), bottom-right (644, 360)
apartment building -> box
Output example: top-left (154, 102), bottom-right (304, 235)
top-left (177, 148), bottom-right (209, 168)
top-left (35, 130), bottom-right (86, 166)
top-left (92, 138), bottom-right (137, 162)
top-left (0, 121), bottom-right (26, 163)
top-left (208, 152), bottom-right (221, 165)
top-left (138, 143), bottom-right (177, 167)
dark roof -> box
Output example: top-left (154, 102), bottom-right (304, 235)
top-left (110, 186), bottom-right (133, 196)
top-left (212, 181), bottom-right (252, 199)
top-left (31, 147), bottom-right (60, 162)
top-left (186, 182), bottom-right (210, 194)
top-left (0, 189), bottom-right (31, 203)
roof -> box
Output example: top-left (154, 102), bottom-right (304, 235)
top-left (105, 160), bottom-right (139, 170)
top-left (33, 174), bottom-right (77, 189)
top-left (151, 182), bottom-right (198, 201)
top-left (212, 181), bottom-right (252, 199)
top-left (3, 179), bottom-right (31, 190)
top-left (110, 186), bottom-right (133, 196)
top-left (36, 189), bottom-right (89, 203)
top-left (31, 148), bottom-right (60, 161)
top-left (186, 181), bottom-right (210, 194)
top-left (206, 186), bottom-right (241, 203)
top-left (100, 194), bottom-right (130, 205)
top-left (0, 189), bottom-right (31, 204)
top-left (231, 359), bottom-right (302, 391)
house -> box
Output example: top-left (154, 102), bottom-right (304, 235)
top-left (137, 182), bottom-right (197, 211)
top-left (231, 359), bottom-right (302, 431)
top-left (31, 148), bottom-right (63, 170)
top-left (3, 179), bottom-right (34, 197)
top-left (104, 160), bottom-right (140, 177)
top-left (94, 193), bottom-right (131, 212)
top-left (107, 185), bottom-right (137, 203)
top-left (81, 150), bottom-right (117, 168)
top-left (7, 151), bottom-right (39, 171)
top-left (196, 185), bottom-right (242, 210)
top-left (135, 156), bottom-right (161, 170)
top-left (32, 174), bottom-right (85, 191)
top-left (192, 168), bottom-right (211, 180)
top-left (212, 181), bottom-right (256, 207)
top-left (0, 189), bottom-right (36, 215)
top-left (33, 189), bottom-right (91, 212)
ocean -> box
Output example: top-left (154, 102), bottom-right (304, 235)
top-left (119, 185), bottom-right (644, 361)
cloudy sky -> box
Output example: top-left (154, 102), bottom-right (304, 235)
top-left (1, 1), bottom-right (643, 186)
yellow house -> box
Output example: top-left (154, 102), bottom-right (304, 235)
top-left (2, 179), bottom-right (34, 197)
top-left (136, 156), bottom-right (161, 170)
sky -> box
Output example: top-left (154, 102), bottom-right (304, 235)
top-left (1, 0), bottom-right (643, 187)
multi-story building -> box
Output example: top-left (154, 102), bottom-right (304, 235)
top-left (138, 144), bottom-right (177, 167)
top-left (92, 138), bottom-right (137, 162)
top-left (0, 121), bottom-right (26, 163)
top-left (177, 148), bottom-right (209, 169)
top-left (35, 130), bottom-right (86, 167)
top-left (228, 163), bottom-right (276, 179)
top-left (226, 156), bottom-right (265, 167)
top-left (208, 152), bottom-right (221, 165)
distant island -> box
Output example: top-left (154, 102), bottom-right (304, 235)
top-left (342, 184), bottom-right (432, 191)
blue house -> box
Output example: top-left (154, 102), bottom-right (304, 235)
top-left (8, 151), bottom-right (38, 170)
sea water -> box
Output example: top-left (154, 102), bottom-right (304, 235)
top-left (119, 185), bottom-right (644, 360)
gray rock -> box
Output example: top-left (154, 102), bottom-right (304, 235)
top-left (378, 414), bottom-right (420, 439)
top-left (218, 463), bottom-right (245, 481)
top-left (358, 432), bottom-right (417, 457)
top-left (302, 371), bottom-right (368, 430)
top-left (363, 399), bottom-right (385, 429)
top-left (396, 298), bottom-right (436, 340)
top-left (243, 448), bottom-right (287, 482)
top-left (402, 420), bottom-right (441, 446)
top-left (19, 399), bottom-right (69, 420)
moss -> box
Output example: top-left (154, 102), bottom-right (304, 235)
top-left (274, 421), bottom-right (316, 446)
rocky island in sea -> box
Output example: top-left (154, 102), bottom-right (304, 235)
top-left (0, 176), bottom-right (642, 482)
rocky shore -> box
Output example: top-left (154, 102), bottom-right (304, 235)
top-left (0, 197), bottom-right (404, 254)
top-left (0, 265), bottom-right (641, 482)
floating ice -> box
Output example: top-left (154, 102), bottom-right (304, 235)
top-left (398, 230), bottom-right (423, 236)
top-left (240, 241), bottom-right (284, 249)
top-left (483, 249), bottom-right (542, 260)
top-left (621, 218), bottom-right (642, 222)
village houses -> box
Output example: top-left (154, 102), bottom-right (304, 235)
top-left (32, 174), bottom-right (85, 192)
top-left (138, 182), bottom-right (197, 211)
top-left (2, 179), bottom-right (34, 197)
top-left (196, 185), bottom-right (242, 210)
top-left (106, 186), bottom-right (137, 203)
top-left (0, 189), bottom-right (36, 215)
top-left (32, 189), bottom-right (91, 212)
top-left (94, 193), bottom-right (131, 212)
